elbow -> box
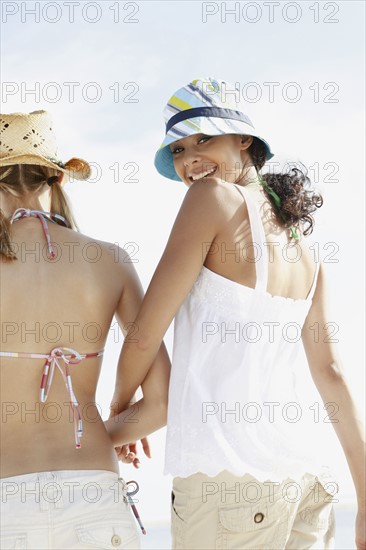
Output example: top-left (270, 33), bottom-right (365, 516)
top-left (133, 331), bottom-right (160, 354)
top-left (146, 396), bottom-right (168, 428)
top-left (312, 360), bottom-right (347, 384)
top-left (325, 360), bottom-right (346, 380)
top-left (156, 397), bottom-right (168, 426)
top-left (158, 405), bottom-right (168, 429)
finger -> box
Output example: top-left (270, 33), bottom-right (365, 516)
top-left (120, 452), bottom-right (136, 464)
top-left (129, 442), bottom-right (137, 455)
top-left (126, 451), bottom-right (136, 462)
top-left (120, 444), bottom-right (130, 457)
top-left (141, 437), bottom-right (151, 458)
top-left (115, 445), bottom-right (131, 461)
top-left (114, 447), bottom-right (123, 459)
top-left (116, 450), bottom-right (127, 461)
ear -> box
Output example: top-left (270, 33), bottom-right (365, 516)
top-left (240, 135), bottom-right (253, 150)
top-left (58, 172), bottom-right (66, 186)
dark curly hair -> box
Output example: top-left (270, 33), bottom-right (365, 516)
top-left (248, 137), bottom-right (323, 238)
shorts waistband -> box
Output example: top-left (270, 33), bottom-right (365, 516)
top-left (173, 468), bottom-right (339, 500)
top-left (0, 469), bottom-right (125, 501)
top-left (1, 469), bottom-right (119, 483)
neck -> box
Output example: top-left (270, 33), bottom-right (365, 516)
top-left (0, 190), bottom-right (52, 219)
top-left (235, 165), bottom-right (260, 187)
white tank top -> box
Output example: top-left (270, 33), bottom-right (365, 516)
top-left (165, 184), bottom-right (334, 483)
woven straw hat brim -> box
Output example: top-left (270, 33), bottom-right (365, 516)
top-left (0, 154), bottom-right (91, 181)
top-left (154, 118), bottom-right (274, 182)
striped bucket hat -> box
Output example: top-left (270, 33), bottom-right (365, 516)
top-left (154, 77), bottom-right (274, 181)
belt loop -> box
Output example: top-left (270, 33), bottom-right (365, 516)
top-left (117, 477), bottom-right (128, 503)
top-left (37, 472), bottom-right (49, 513)
top-left (53, 472), bottom-right (64, 510)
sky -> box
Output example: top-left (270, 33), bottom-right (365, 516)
top-left (1, 0), bottom-right (365, 525)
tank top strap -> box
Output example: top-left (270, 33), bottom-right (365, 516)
top-left (233, 184), bottom-right (269, 292)
top-left (306, 261), bottom-right (320, 301)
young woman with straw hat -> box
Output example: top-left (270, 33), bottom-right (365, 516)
top-left (105, 78), bottom-right (366, 550)
top-left (0, 110), bottom-right (170, 549)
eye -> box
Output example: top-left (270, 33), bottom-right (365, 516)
top-left (171, 145), bottom-right (183, 155)
top-left (198, 135), bottom-right (212, 144)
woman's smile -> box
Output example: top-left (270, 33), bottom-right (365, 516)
top-left (187, 165), bottom-right (217, 182)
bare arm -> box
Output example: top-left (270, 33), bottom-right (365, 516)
top-left (109, 179), bottom-right (225, 416)
top-left (302, 261), bottom-right (366, 507)
top-left (107, 245), bottom-right (171, 441)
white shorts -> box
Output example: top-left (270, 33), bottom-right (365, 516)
top-left (0, 469), bottom-right (140, 549)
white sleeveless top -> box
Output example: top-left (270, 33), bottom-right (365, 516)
top-left (165, 184), bottom-right (333, 483)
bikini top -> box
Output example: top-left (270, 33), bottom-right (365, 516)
top-left (9, 207), bottom-right (70, 259)
top-left (0, 348), bottom-right (104, 448)
top-left (1, 209), bottom-right (104, 448)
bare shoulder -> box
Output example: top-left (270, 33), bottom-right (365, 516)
top-left (181, 178), bottom-right (242, 224)
top-left (58, 227), bottom-right (137, 276)
top-left (185, 177), bottom-right (237, 201)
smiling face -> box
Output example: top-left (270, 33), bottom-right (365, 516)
top-left (169, 133), bottom-right (254, 187)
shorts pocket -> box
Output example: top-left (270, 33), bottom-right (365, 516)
top-left (316, 478), bottom-right (339, 503)
top-left (299, 480), bottom-right (337, 531)
top-left (171, 490), bottom-right (185, 522)
top-left (171, 491), bottom-right (186, 549)
top-left (0, 533), bottom-right (27, 550)
top-left (75, 518), bottom-right (139, 549)
top-left (218, 495), bottom-right (289, 550)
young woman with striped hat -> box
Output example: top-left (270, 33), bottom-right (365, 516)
top-left (106, 77), bottom-right (365, 550)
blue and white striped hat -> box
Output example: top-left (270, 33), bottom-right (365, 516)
top-left (154, 77), bottom-right (274, 181)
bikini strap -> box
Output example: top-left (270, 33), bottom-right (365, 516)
top-left (0, 347), bottom-right (104, 448)
top-left (10, 208), bottom-right (69, 260)
top-left (234, 184), bottom-right (269, 292)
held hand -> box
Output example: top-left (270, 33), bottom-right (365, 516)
top-left (114, 444), bottom-right (140, 468)
top-left (356, 506), bottom-right (366, 550)
top-left (114, 438), bottom-right (151, 469)
top-left (107, 399), bottom-right (151, 466)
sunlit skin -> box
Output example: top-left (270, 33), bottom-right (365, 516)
top-left (0, 173), bottom-right (170, 476)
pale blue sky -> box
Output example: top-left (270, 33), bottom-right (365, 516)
top-left (1, 0), bottom-right (365, 524)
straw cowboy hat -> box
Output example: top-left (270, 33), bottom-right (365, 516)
top-left (154, 76), bottom-right (274, 181)
top-left (0, 110), bottom-right (91, 180)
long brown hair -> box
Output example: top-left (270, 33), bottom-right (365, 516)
top-left (248, 137), bottom-right (323, 238)
top-left (0, 164), bottom-right (78, 261)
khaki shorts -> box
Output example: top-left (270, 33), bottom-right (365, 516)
top-left (0, 469), bottom-right (140, 549)
top-left (171, 470), bottom-right (339, 550)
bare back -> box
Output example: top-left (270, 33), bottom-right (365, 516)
top-left (204, 183), bottom-right (317, 301)
top-left (1, 218), bottom-right (133, 477)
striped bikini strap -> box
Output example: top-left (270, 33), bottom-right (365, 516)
top-left (0, 347), bottom-right (104, 448)
top-left (9, 208), bottom-right (69, 260)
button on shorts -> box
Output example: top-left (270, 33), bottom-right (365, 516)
top-left (0, 469), bottom-right (140, 549)
top-left (171, 470), bottom-right (339, 549)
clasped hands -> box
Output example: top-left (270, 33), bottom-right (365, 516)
top-left (106, 399), bottom-right (151, 469)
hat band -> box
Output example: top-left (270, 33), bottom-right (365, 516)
top-left (165, 107), bottom-right (254, 133)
